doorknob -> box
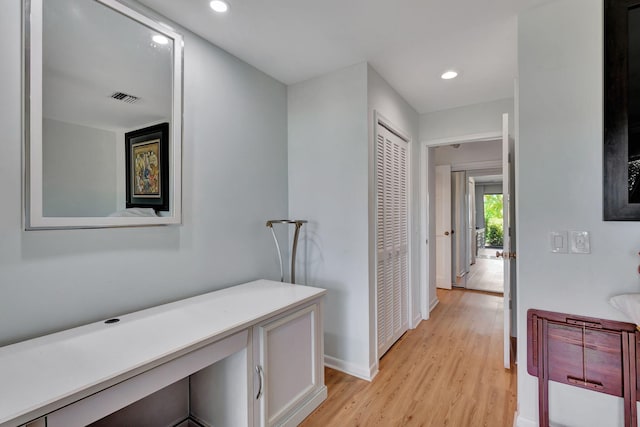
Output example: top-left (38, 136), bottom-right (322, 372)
top-left (497, 251), bottom-right (517, 259)
top-left (444, 231), bottom-right (450, 236)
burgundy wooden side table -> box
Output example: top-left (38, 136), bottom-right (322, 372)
top-left (527, 309), bottom-right (638, 427)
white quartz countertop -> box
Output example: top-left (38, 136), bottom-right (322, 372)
top-left (0, 280), bottom-right (326, 426)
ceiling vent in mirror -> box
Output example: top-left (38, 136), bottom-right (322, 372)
top-left (110, 91), bottom-right (140, 103)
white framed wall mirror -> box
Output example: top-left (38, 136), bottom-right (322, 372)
top-left (24, 0), bottom-right (183, 229)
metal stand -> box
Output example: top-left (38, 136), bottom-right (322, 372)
top-left (266, 220), bottom-right (307, 284)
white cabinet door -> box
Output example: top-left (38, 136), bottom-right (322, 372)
top-left (253, 301), bottom-right (326, 427)
top-left (375, 124), bottom-right (410, 358)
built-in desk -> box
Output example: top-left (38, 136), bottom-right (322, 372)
top-left (0, 280), bottom-right (327, 427)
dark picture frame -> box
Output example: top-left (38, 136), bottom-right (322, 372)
top-left (125, 123), bottom-right (170, 211)
top-left (604, 0), bottom-right (640, 220)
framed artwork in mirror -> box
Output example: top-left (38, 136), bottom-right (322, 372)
top-left (125, 123), bottom-right (170, 211)
top-left (604, 0), bottom-right (640, 220)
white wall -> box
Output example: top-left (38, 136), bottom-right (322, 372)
top-left (420, 98), bottom-right (514, 142)
top-left (478, 183), bottom-right (502, 194)
top-left (517, 0), bottom-right (637, 425)
top-left (433, 139), bottom-right (502, 166)
top-left (287, 63), bottom-right (419, 379)
top-left (288, 63), bottom-right (371, 378)
top-left (42, 118), bottom-right (118, 217)
top-left (367, 65), bottom-right (420, 364)
top-left (475, 186), bottom-right (486, 228)
top-left (0, 0), bottom-right (288, 346)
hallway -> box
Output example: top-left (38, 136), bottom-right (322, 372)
top-left (465, 248), bottom-right (504, 294)
top-left (301, 289), bottom-right (516, 426)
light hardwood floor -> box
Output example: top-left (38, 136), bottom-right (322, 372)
top-left (465, 257), bottom-right (504, 294)
top-left (301, 289), bottom-right (516, 427)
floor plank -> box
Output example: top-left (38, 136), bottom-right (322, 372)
top-left (301, 289), bottom-right (517, 427)
top-left (466, 248), bottom-right (504, 294)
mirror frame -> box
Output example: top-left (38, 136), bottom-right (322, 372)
top-left (603, 0), bottom-right (640, 220)
top-left (23, 0), bottom-right (183, 229)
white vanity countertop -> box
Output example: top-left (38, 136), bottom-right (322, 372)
top-left (0, 280), bottom-right (326, 426)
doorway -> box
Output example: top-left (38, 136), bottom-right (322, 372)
top-left (466, 177), bottom-right (504, 294)
top-left (420, 113), bottom-right (515, 369)
top-left (432, 140), bottom-right (503, 292)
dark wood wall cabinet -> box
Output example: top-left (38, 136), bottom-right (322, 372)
top-left (527, 309), bottom-right (638, 426)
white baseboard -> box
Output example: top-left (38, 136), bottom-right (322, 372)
top-left (429, 298), bottom-right (439, 313)
top-left (281, 386), bottom-right (328, 427)
top-left (515, 414), bottom-right (536, 427)
top-left (369, 362), bottom-right (379, 381)
top-left (324, 355), bottom-right (377, 381)
top-left (412, 314), bottom-right (422, 328)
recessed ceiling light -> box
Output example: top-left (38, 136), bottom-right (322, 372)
top-left (210, 0), bottom-right (229, 13)
top-left (441, 70), bottom-right (458, 80)
top-left (152, 34), bottom-right (169, 45)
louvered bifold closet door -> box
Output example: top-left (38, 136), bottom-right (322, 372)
top-left (376, 125), bottom-right (409, 358)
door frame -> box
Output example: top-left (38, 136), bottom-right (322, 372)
top-left (500, 112), bottom-right (514, 369)
top-left (419, 132), bottom-right (502, 320)
top-left (372, 111), bottom-right (414, 362)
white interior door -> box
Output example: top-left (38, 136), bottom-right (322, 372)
top-left (451, 171), bottom-right (468, 283)
top-left (501, 113), bottom-right (514, 370)
top-left (376, 124), bottom-right (409, 358)
top-left (468, 177), bottom-right (476, 266)
top-left (435, 165), bottom-right (452, 289)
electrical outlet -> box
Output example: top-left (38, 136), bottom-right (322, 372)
top-left (569, 231), bottom-right (591, 254)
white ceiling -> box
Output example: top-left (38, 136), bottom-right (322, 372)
top-left (137, 0), bottom-right (549, 114)
top-left (43, 0), bottom-right (173, 130)
top-left (474, 174), bottom-right (503, 184)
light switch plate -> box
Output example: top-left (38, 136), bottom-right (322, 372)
top-left (569, 231), bottom-right (591, 254)
top-left (550, 231), bottom-right (568, 253)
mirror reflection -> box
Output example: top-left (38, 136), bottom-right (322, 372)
top-left (41, 0), bottom-right (174, 218)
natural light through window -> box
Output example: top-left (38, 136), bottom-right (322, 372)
top-left (484, 194), bottom-right (503, 248)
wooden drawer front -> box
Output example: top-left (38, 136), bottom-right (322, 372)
top-left (527, 309), bottom-right (637, 427)
top-left (584, 329), bottom-right (623, 397)
top-left (546, 322), bottom-right (623, 397)
top-left (547, 323), bottom-right (584, 384)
